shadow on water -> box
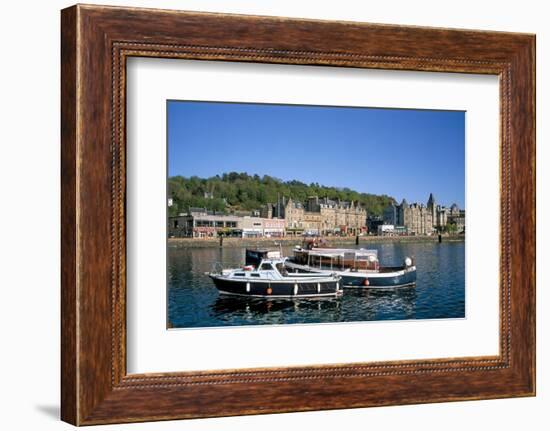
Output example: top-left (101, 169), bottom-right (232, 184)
top-left (212, 295), bottom-right (342, 315)
top-left (212, 296), bottom-right (297, 314)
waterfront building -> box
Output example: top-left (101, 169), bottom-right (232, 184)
top-left (383, 198), bottom-right (434, 235)
top-left (377, 224), bottom-right (408, 236)
top-left (168, 208), bottom-right (242, 238)
top-left (302, 210), bottom-right (323, 235)
top-left (241, 216), bottom-right (285, 238)
top-left (240, 216), bottom-right (263, 238)
top-left (279, 198), bottom-right (305, 234)
top-left (431, 202), bottom-right (465, 233)
top-left (319, 197), bottom-right (366, 236)
top-left (383, 204), bottom-right (399, 227)
top-left (403, 201), bottom-right (435, 235)
top-left (268, 196), bottom-right (367, 236)
top-left (383, 193), bottom-right (464, 235)
top-left (367, 215), bottom-right (384, 235)
top-left (168, 208), bottom-right (286, 238)
top-left (378, 224), bottom-right (394, 235)
top-left (169, 194), bottom-right (462, 239)
top-left (263, 218), bottom-right (286, 237)
top-left (448, 203), bottom-right (466, 233)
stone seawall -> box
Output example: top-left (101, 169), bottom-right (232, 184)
top-left (168, 235), bottom-right (465, 248)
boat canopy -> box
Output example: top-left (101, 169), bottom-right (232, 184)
top-left (245, 248), bottom-right (282, 266)
top-left (306, 248), bottom-right (378, 260)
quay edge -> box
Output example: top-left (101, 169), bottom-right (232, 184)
top-left (168, 235), bottom-right (465, 248)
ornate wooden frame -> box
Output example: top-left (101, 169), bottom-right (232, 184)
top-left (61, 4), bottom-right (535, 425)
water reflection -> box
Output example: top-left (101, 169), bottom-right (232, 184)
top-left (344, 287), bottom-right (417, 320)
top-left (167, 241), bottom-right (465, 328)
top-left (211, 296), bottom-right (343, 325)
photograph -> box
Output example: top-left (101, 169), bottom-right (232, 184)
top-left (46, 2), bottom-right (538, 426)
top-left (166, 100), bottom-right (466, 328)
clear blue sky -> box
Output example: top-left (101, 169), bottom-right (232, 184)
top-left (168, 100), bottom-right (465, 208)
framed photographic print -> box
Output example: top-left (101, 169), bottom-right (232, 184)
top-left (61, 4), bottom-right (535, 425)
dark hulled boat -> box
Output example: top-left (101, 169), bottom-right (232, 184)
top-left (208, 249), bottom-right (342, 298)
top-left (285, 245), bottom-right (416, 289)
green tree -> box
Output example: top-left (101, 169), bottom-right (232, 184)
top-left (167, 172), bottom-right (396, 216)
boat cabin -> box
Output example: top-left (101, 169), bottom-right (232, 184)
top-left (217, 249), bottom-right (288, 280)
top-left (245, 248), bottom-right (283, 266)
top-left (224, 258), bottom-right (290, 281)
top-left (293, 247), bottom-right (380, 271)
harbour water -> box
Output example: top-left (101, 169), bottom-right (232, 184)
top-left (167, 241), bottom-right (465, 329)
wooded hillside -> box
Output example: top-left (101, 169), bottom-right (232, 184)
top-left (168, 172), bottom-right (395, 217)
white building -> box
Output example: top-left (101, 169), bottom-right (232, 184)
top-left (241, 217), bottom-right (285, 238)
top-left (377, 224), bottom-right (395, 235)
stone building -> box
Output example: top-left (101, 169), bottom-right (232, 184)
top-left (384, 198), bottom-right (433, 234)
top-left (268, 196), bottom-right (367, 235)
top-left (259, 204), bottom-right (273, 219)
top-left (432, 201), bottom-right (465, 233)
top-left (383, 193), bottom-right (464, 235)
top-left (401, 199), bottom-right (434, 235)
top-left (318, 197), bottom-right (366, 235)
top-left (448, 203), bottom-right (466, 233)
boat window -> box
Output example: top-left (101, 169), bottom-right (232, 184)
top-left (234, 272), bottom-right (246, 277)
top-left (260, 263), bottom-right (274, 271)
top-left (250, 273), bottom-right (260, 277)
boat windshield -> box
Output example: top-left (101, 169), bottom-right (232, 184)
top-left (275, 262), bottom-right (289, 276)
top-left (259, 262), bottom-right (275, 271)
